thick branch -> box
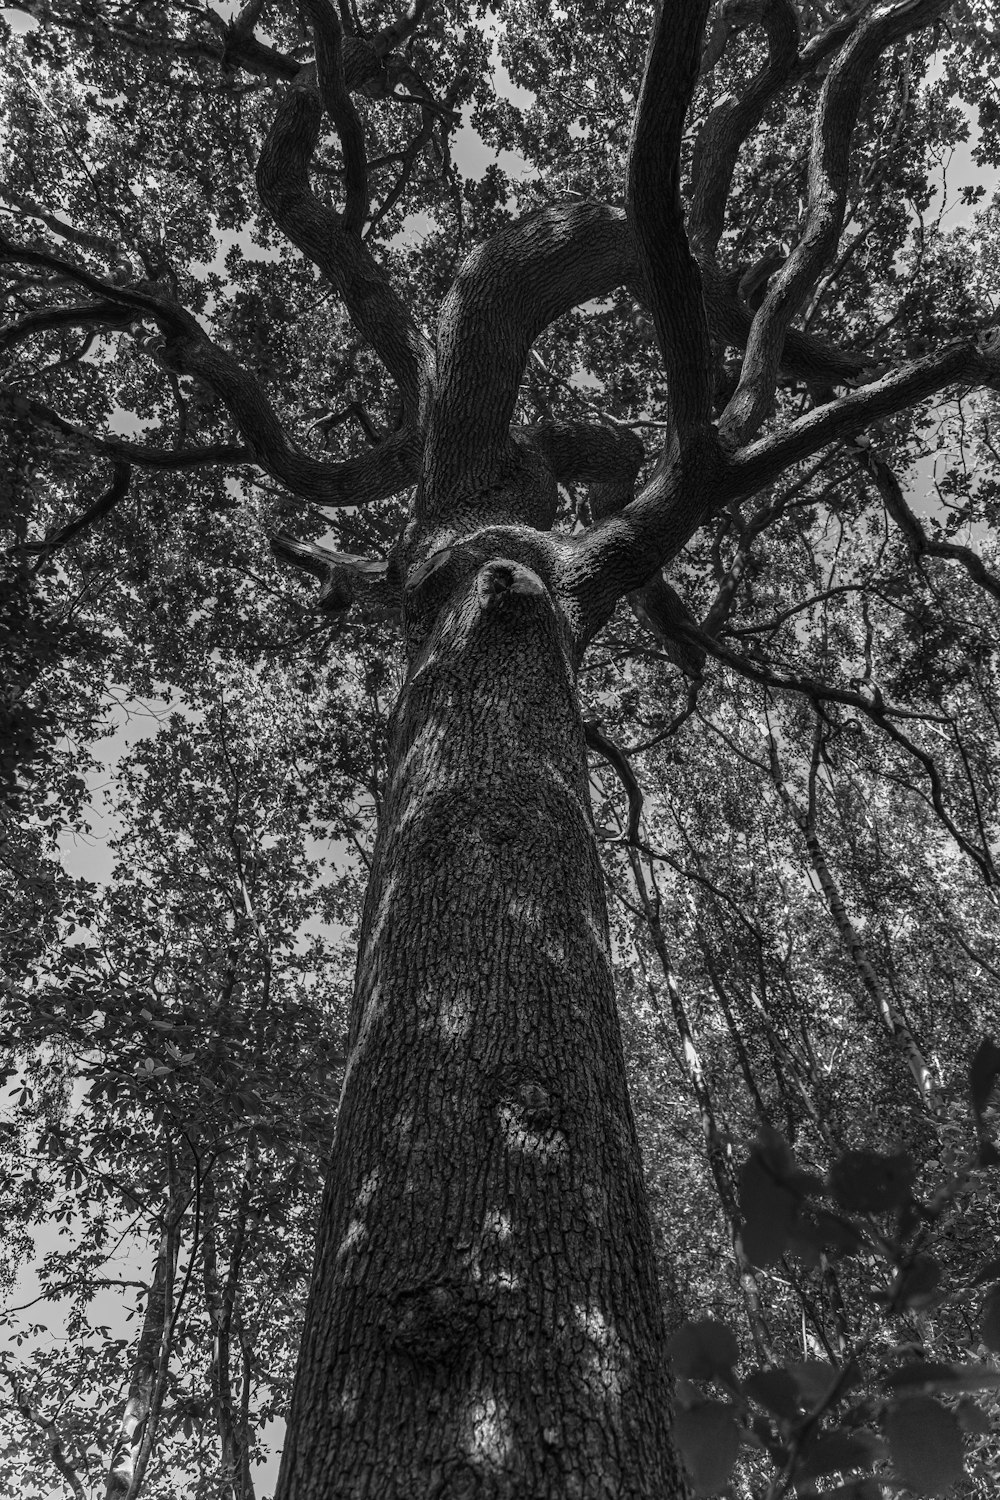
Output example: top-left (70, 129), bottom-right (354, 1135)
top-left (727, 331), bottom-right (1000, 496)
top-left (256, 75), bottom-right (432, 423)
top-left (720, 0), bottom-right (951, 445)
top-left (424, 203), bottom-right (635, 509)
top-left (302, 0), bottom-right (369, 233)
top-left (689, 0), bottom-right (801, 259)
top-left (1, 389), bottom-right (244, 470)
top-left (1, 299), bottom-right (133, 351)
top-left (517, 420), bottom-right (644, 488)
top-left (270, 531), bottom-right (396, 616)
top-left (626, 0), bottom-right (715, 442)
top-left (567, 327), bottom-right (1000, 633)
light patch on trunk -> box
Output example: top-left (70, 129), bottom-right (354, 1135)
top-left (498, 1104), bottom-right (568, 1160)
top-left (464, 1393), bottom-right (514, 1470)
top-left (507, 894), bottom-right (566, 964)
top-left (335, 1216), bottom-right (369, 1261)
top-left (434, 988), bottom-right (474, 1037)
top-left (336, 1172), bottom-right (380, 1262)
top-left (344, 976), bottom-right (386, 1079)
top-left (574, 1303), bottom-right (625, 1406)
top-left (480, 1208), bottom-right (513, 1242)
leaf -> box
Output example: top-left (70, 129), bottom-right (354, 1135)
top-left (674, 1401), bottom-right (741, 1497)
top-left (883, 1361), bottom-right (1000, 1394)
top-left (739, 1150), bottom-right (798, 1268)
top-left (787, 1360), bottom-right (856, 1407)
top-left (979, 1285), bottom-right (1000, 1352)
top-left (827, 1150), bottom-right (916, 1212)
top-left (893, 1254), bottom-right (942, 1310)
top-left (789, 1208), bottom-right (863, 1262)
top-left (668, 1319), bottom-right (739, 1382)
top-left (970, 1037), bottom-right (1000, 1120)
top-left (884, 1396), bottom-right (964, 1495)
top-left (742, 1367), bottom-right (803, 1420)
top-left (956, 1398), bottom-right (992, 1436)
top-left (798, 1427), bottom-right (886, 1479)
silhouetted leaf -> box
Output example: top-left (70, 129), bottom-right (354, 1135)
top-left (739, 1146), bottom-right (799, 1267)
top-left (956, 1398), bottom-right (992, 1435)
top-left (970, 1037), bottom-right (1000, 1119)
top-left (742, 1367), bottom-right (802, 1420)
top-left (893, 1254), bottom-right (942, 1310)
top-left (799, 1426), bottom-right (886, 1479)
top-left (885, 1396), bottom-right (964, 1494)
top-left (674, 1401), bottom-right (741, 1497)
top-left (787, 1359), bottom-right (857, 1407)
top-left (668, 1319), bottom-right (739, 1382)
top-left (828, 1150), bottom-right (915, 1212)
top-left (980, 1284), bottom-right (1000, 1352)
top-left (883, 1361), bottom-right (1000, 1393)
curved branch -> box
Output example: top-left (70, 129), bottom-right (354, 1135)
top-left (625, 0), bottom-right (715, 443)
top-left (585, 718), bottom-right (644, 844)
top-left (0, 389), bottom-right (245, 470)
top-left (256, 75), bottom-right (433, 424)
top-left (25, 461), bottom-right (131, 561)
top-left (302, 0), bottom-right (369, 233)
top-left (689, 0), bottom-right (801, 260)
top-left (720, 0), bottom-right (951, 446)
top-left (857, 444), bottom-right (1000, 603)
top-left (727, 331), bottom-right (1000, 495)
top-left (1, 300), bottom-right (133, 351)
top-left (0, 239), bottom-right (420, 506)
top-left (423, 203), bottom-right (635, 509)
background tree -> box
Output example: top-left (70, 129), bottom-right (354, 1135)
top-left (3, 0), bottom-right (1000, 1496)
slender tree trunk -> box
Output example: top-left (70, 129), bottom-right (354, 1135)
top-left (277, 532), bottom-right (686, 1497)
top-left (203, 1174), bottom-right (257, 1500)
top-left (105, 1180), bottom-right (186, 1500)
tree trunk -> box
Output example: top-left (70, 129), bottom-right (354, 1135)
top-left (277, 528), bottom-right (686, 1497)
top-left (105, 1180), bottom-right (185, 1500)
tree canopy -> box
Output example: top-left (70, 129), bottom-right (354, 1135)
top-left (3, 0), bottom-right (1000, 1495)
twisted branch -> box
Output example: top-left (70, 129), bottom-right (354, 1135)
top-left (719, 0), bottom-right (952, 446)
top-left (626, 0), bottom-right (715, 444)
top-left (256, 73), bottom-right (433, 424)
top-left (0, 238), bottom-right (420, 506)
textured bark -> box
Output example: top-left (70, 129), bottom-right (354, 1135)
top-left (105, 1195), bottom-right (182, 1500)
top-left (277, 503), bottom-right (686, 1498)
top-left (203, 1175), bottom-right (257, 1500)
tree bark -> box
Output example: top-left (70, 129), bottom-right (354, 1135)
top-left (277, 515), bottom-right (687, 1497)
top-left (105, 1181), bottom-right (185, 1500)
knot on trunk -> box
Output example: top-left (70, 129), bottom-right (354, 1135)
top-left (388, 1280), bottom-right (479, 1366)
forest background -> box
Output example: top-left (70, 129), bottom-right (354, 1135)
top-left (4, 0), bottom-right (1000, 1495)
